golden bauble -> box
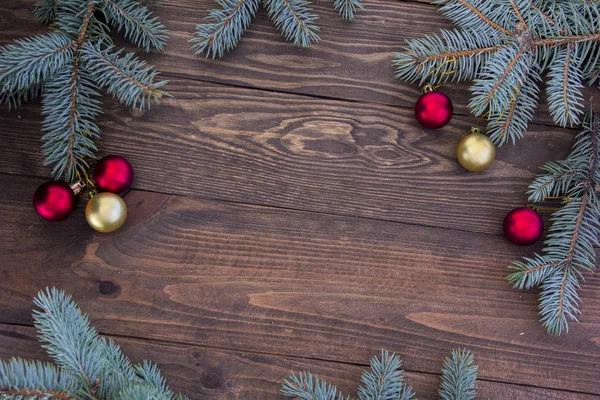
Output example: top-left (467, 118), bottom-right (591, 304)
top-left (456, 130), bottom-right (496, 172)
top-left (85, 192), bottom-right (127, 232)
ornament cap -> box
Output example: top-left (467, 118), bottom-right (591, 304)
top-left (422, 84), bottom-right (435, 93)
top-left (469, 126), bottom-right (482, 135)
top-left (69, 180), bottom-right (86, 195)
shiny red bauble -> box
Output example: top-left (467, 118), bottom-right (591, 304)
top-left (33, 181), bottom-right (77, 221)
top-left (93, 155), bottom-right (134, 193)
top-left (414, 91), bottom-right (453, 129)
top-left (503, 207), bottom-right (544, 246)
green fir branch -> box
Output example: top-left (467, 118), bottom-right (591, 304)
top-left (35, 0), bottom-right (59, 24)
top-left (0, 288), bottom-right (187, 399)
top-left (357, 350), bottom-right (415, 400)
top-left (486, 66), bottom-right (541, 145)
top-left (81, 41), bottom-right (168, 109)
top-left (282, 372), bottom-right (348, 400)
top-left (264, 0), bottom-right (320, 48)
top-left (41, 61), bottom-right (101, 181)
top-left (283, 350), bottom-right (476, 400)
top-left (546, 45), bottom-right (585, 127)
top-left (508, 255), bottom-right (562, 290)
top-left (439, 349), bottom-right (478, 400)
top-left (0, 33), bottom-right (74, 98)
top-left (469, 44), bottom-right (532, 117)
top-left (192, 0), bottom-right (361, 58)
top-left (394, 1), bottom-right (600, 144)
top-left (0, 358), bottom-right (75, 399)
top-left (33, 288), bottom-right (106, 398)
top-left (1, 0), bottom-right (168, 179)
top-left (190, 0), bottom-right (260, 59)
top-left (393, 30), bottom-right (507, 86)
top-left (508, 109), bottom-right (600, 335)
top-left (432, 0), bottom-right (513, 37)
top-left (333, 0), bottom-right (363, 20)
top-left (103, 0), bottom-right (168, 51)
top-left (56, 0), bottom-right (110, 43)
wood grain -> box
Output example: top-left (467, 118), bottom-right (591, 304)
top-left (0, 78), bottom-right (576, 235)
top-left (1, 323), bottom-right (594, 400)
top-left (1, 0), bottom-right (598, 125)
top-left (0, 174), bottom-right (598, 395)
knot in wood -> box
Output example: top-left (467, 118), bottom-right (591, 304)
top-left (98, 281), bottom-right (117, 295)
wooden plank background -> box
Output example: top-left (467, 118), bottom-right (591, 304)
top-left (1, 0), bottom-right (599, 399)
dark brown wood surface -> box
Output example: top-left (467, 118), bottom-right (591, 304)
top-left (1, 323), bottom-right (597, 400)
top-left (1, 0), bottom-right (599, 399)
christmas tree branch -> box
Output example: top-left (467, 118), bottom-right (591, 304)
top-left (357, 350), bottom-right (415, 400)
top-left (1, 289), bottom-right (187, 399)
top-left (81, 42), bottom-right (167, 109)
top-left (508, 256), bottom-right (562, 289)
top-left (265, 0), bottom-right (320, 48)
top-left (103, 0), bottom-right (168, 51)
top-left (190, 0), bottom-right (259, 59)
top-left (35, 0), bottom-right (59, 24)
top-left (439, 349), bottom-right (478, 400)
top-left (41, 61), bottom-right (101, 181)
top-left (394, 1), bottom-right (600, 145)
top-left (509, 109), bottom-right (600, 335)
top-left (469, 46), bottom-right (531, 116)
top-left (332, 0), bottom-right (363, 20)
top-left (433, 0), bottom-right (512, 36)
top-left (486, 68), bottom-right (540, 145)
top-left (282, 371), bottom-right (347, 400)
top-left (0, 33), bottom-right (75, 97)
top-left (0, 358), bottom-right (74, 400)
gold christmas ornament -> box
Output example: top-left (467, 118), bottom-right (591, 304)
top-left (456, 127), bottom-right (496, 172)
top-left (85, 192), bottom-right (127, 232)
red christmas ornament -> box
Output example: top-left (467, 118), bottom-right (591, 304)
top-left (503, 207), bottom-right (544, 246)
top-left (93, 155), bottom-right (134, 193)
top-left (414, 85), bottom-right (453, 129)
top-left (33, 181), bottom-right (77, 221)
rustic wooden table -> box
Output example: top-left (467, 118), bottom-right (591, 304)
top-left (1, 0), bottom-right (599, 398)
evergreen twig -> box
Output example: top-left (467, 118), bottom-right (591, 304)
top-left (0, 288), bottom-right (187, 399)
top-left (393, 1), bottom-right (600, 144)
top-left (508, 108), bottom-right (600, 335)
top-left (191, 0), bottom-right (362, 58)
top-left (283, 349), bottom-right (475, 400)
top-left (439, 349), bottom-right (478, 400)
top-left (0, 0), bottom-right (168, 181)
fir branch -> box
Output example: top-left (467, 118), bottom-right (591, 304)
top-left (190, 0), bottom-right (260, 59)
top-left (357, 350), bottom-right (414, 400)
top-left (0, 33), bottom-right (75, 98)
top-left (81, 41), bottom-right (168, 109)
top-left (508, 255), bottom-right (562, 290)
top-left (546, 45), bottom-right (585, 127)
top-left (56, 0), bottom-right (109, 43)
top-left (0, 358), bottom-right (74, 399)
top-left (282, 372), bottom-right (348, 400)
top-left (103, 0), bottom-right (168, 51)
top-left (35, 0), bottom-right (59, 24)
top-left (486, 66), bottom-right (541, 145)
top-left (264, 0), bottom-right (320, 48)
top-left (41, 61), bottom-right (101, 181)
top-left (539, 266), bottom-right (582, 335)
top-left (433, 0), bottom-right (513, 36)
top-left (394, 1), bottom-right (600, 144)
top-left (469, 44), bottom-right (532, 117)
top-left (0, 289), bottom-right (185, 399)
top-left (508, 110), bottom-right (600, 335)
top-left (333, 0), bottom-right (363, 20)
top-left (439, 349), bottom-right (478, 400)
top-left (33, 288), bottom-right (105, 399)
top-left (393, 30), bottom-right (507, 86)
